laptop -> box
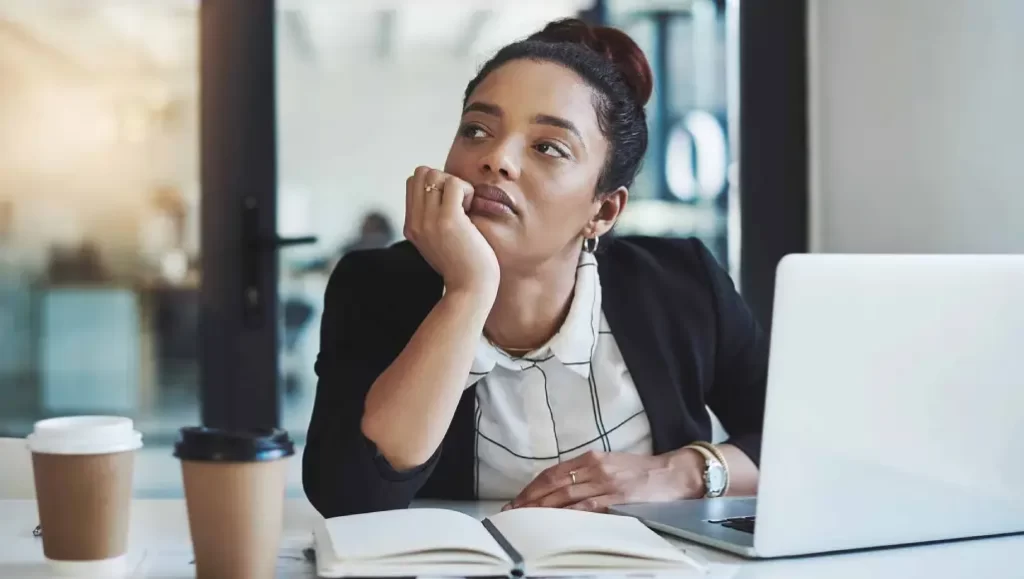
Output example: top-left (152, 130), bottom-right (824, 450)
top-left (610, 254), bottom-right (1024, 558)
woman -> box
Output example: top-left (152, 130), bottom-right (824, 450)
top-left (303, 19), bottom-right (768, 518)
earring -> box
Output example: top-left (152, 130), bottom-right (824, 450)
top-left (583, 236), bottom-right (600, 253)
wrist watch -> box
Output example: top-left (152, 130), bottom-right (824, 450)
top-left (685, 443), bottom-right (728, 498)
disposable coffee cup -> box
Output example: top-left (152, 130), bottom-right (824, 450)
top-left (174, 427), bottom-right (295, 579)
top-left (26, 416), bottom-right (143, 577)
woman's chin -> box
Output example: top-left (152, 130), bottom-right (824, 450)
top-left (470, 215), bottom-right (513, 252)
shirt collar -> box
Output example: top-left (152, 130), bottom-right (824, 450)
top-left (465, 251), bottom-right (602, 388)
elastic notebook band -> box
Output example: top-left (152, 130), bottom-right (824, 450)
top-left (482, 518), bottom-right (525, 578)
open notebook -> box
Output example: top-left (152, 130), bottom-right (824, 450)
top-left (313, 507), bottom-right (707, 577)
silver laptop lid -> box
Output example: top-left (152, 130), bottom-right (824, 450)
top-left (754, 254), bottom-right (1024, 558)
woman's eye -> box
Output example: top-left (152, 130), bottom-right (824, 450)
top-left (536, 143), bottom-right (568, 158)
top-left (460, 125), bottom-right (487, 139)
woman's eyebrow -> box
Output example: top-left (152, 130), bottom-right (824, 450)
top-left (532, 114), bottom-right (584, 147)
top-left (463, 101), bottom-right (502, 117)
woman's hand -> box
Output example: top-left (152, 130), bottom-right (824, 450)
top-left (405, 166), bottom-right (500, 296)
top-left (504, 449), bottom-right (707, 513)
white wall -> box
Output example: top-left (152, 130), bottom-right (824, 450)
top-left (808, 0), bottom-right (1024, 254)
top-left (277, 54), bottom-right (476, 255)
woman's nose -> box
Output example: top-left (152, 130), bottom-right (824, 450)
top-left (481, 142), bottom-right (521, 181)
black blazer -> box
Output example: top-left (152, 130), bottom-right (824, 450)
top-left (303, 236), bottom-right (768, 518)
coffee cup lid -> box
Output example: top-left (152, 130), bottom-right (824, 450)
top-left (173, 427), bottom-right (295, 462)
top-left (26, 416), bottom-right (143, 455)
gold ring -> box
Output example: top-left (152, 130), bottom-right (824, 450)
top-left (569, 470), bottom-right (577, 485)
top-left (424, 183), bottom-right (440, 193)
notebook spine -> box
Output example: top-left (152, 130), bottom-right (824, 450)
top-left (481, 518), bottom-right (525, 578)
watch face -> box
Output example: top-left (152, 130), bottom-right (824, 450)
top-left (705, 463), bottom-right (726, 496)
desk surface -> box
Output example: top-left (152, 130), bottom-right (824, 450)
top-left (0, 499), bottom-right (1021, 578)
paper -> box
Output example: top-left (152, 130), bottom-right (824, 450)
top-left (488, 507), bottom-right (707, 573)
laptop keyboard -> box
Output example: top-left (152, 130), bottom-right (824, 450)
top-left (710, 515), bottom-right (756, 534)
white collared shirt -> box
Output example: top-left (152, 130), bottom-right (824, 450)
top-left (466, 251), bottom-right (654, 500)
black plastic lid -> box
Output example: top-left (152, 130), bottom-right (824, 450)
top-left (173, 426), bottom-right (295, 462)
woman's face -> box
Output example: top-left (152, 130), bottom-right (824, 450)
top-left (444, 59), bottom-right (626, 270)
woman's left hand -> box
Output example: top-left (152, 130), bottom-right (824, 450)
top-left (504, 449), bottom-right (707, 513)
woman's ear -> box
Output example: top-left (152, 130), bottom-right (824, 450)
top-left (585, 187), bottom-right (628, 238)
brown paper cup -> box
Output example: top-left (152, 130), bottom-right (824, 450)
top-left (32, 451), bottom-right (134, 561)
top-left (174, 427), bottom-right (295, 579)
top-left (26, 416), bottom-right (142, 577)
top-left (181, 459), bottom-right (288, 579)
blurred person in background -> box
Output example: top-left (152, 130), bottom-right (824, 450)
top-left (282, 211), bottom-right (396, 395)
top-left (304, 19), bottom-right (767, 517)
top-left (342, 211), bottom-right (395, 255)
top-left (291, 210), bottom-right (396, 275)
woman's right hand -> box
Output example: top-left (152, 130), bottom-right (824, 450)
top-left (405, 166), bottom-right (500, 296)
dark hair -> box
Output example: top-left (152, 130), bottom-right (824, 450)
top-left (462, 19), bottom-right (653, 196)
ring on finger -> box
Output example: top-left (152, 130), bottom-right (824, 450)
top-left (424, 182), bottom-right (442, 193)
top-left (569, 470), bottom-right (578, 485)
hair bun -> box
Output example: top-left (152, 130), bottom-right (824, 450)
top-left (529, 19), bottom-right (654, 107)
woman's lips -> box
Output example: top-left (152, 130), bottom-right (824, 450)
top-left (469, 184), bottom-right (517, 217)
top-left (469, 196), bottom-right (515, 217)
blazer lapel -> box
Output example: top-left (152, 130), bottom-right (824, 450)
top-left (598, 255), bottom-right (692, 454)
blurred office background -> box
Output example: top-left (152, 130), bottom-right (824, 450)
top-left (0, 0), bottom-right (737, 496)
top-left (1, 0), bottom-right (1021, 497)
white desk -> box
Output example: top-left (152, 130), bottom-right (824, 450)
top-left (1, 499), bottom-right (1021, 578)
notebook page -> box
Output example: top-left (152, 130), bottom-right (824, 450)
top-left (316, 518), bottom-right (510, 578)
top-left (488, 508), bottom-right (700, 569)
top-left (322, 508), bottom-right (510, 563)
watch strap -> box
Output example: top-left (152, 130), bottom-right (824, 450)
top-left (682, 443), bottom-right (724, 497)
top-left (689, 441), bottom-right (730, 495)
top-left (684, 442), bottom-right (717, 464)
